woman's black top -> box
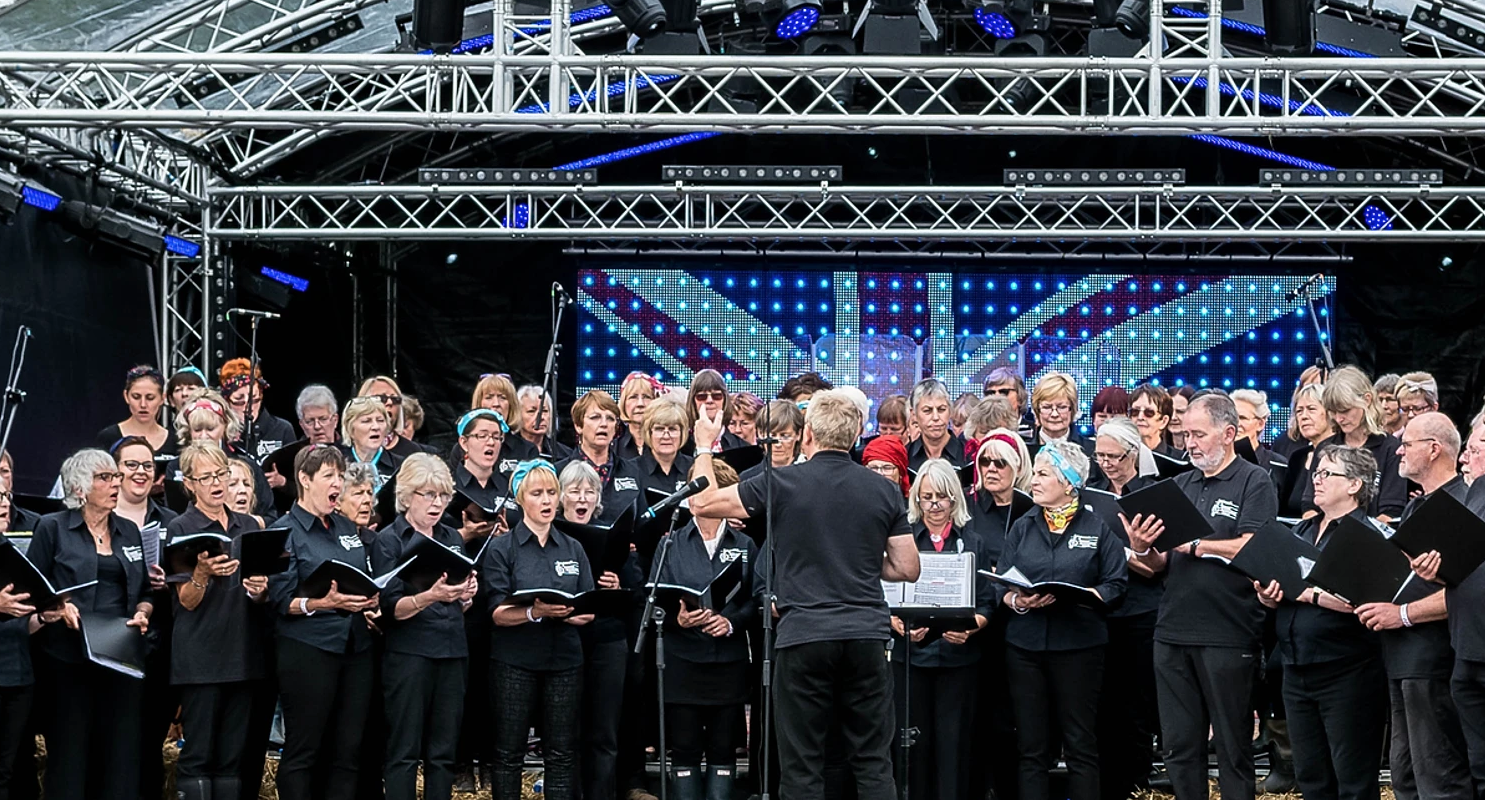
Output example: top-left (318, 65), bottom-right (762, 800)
top-left (999, 505), bottom-right (1128, 652)
top-left (268, 504), bottom-right (374, 656)
top-left (610, 452), bottom-right (696, 529)
top-left (96, 423), bottom-right (178, 456)
top-left (614, 428), bottom-right (642, 462)
top-left (372, 517), bottom-right (470, 660)
top-left (1303, 432), bottom-right (1406, 520)
top-left (338, 444), bottom-right (404, 490)
top-left (890, 524), bottom-right (996, 669)
top-left (1275, 508), bottom-right (1381, 666)
top-left (0, 535), bottom-right (31, 687)
top-left (165, 506), bottom-right (268, 684)
top-left (483, 521), bottom-right (595, 672)
top-left (28, 509), bottom-right (151, 663)
top-left (1270, 432), bottom-right (1306, 462)
top-left (1086, 474), bottom-right (1164, 619)
top-left (1279, 443), bottom-right (1317, 519)
top-left (235, 411), bottom-right (298, 462)
top-left (966, 489), bottom-right (1035, 569)
top-left (647, 521), bottom-right (757, 665)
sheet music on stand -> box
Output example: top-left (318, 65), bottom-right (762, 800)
top-left (883, 551), bottom-right (977, 624)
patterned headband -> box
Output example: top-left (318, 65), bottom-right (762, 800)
top-left (1041, 445), bottom-right (1085, 490)
top-left (458, 408), bottom-right (510, 436)
top-left (221, 374), bottom-right (267, 396)
top-left (509, 459), bottom-right (557, 498)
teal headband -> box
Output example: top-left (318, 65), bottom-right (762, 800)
top-left (457, 408), bottom-right (509, 436)
top-left (509, 459), bottom-right (557, 498)
top-left (1042, 446), bottom-right (1084, 490)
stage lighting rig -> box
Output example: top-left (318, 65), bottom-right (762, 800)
top-left (1114, 0), bottom-right (1149, 39)
top-left (412, 0), bottom-right (465, 52)
top-left (0, 170), bottom-right (62, 222)
top-left (59, 201), bottom-right (166, 261)
top-left (1262, 0), bottom-right (1315, 54)
top-left (853, 0), bottom-right (940, 51)
top-left (775, 0), bottom-right (824, 38)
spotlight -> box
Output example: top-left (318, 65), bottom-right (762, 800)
top-left (59, 201), bottom-right (166, 261)
top-left (974, 1), bottom-right (1018, 38)
top-left (412, 0), bottom-right (465, 52)
top-left (776, 0), bottom-right (823, 38)
top-left (994, 33), bottom-right (1047, 109)
top-left (0, 170), bottom-right (62, 221)
top-left (610, 0), bottom-right (667, 36)
top-left (1114, 0), bottom-right (1149, 39)
top-left (1262, 0), bottom-right (1315, 54)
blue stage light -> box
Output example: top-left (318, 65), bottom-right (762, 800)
top-left (974, 7), bottom-right (1018, 37)
top-left (164, 236), bottom-right (202, 258)
top-left (776, 4), bottom-right (821, 38)
top-left (261, 266), bottom-right (308, 292)
top-left (21, 186), bottom-right (61, 212)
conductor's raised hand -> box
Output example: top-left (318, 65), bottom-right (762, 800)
top-left (1121, 513), bottom-right (1164, 553)
top-left (693, 405), bottom-right (724, 453)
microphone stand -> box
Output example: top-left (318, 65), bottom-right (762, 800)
top-left (635, 508), bottom-right (685, 800)
top-left (243, 314), bottom-right (268, 457)
top-left (539, 284), bottom-right (568, 456)
top-left (1296, 278), bottom-right (1334, 369)
top-left (0, 326), bottom-right (32, 466)
top-left (757, 355), bottom-right (778, 800)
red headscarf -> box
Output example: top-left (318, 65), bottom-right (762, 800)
top-left (863, 435), bottom-right (911, 497)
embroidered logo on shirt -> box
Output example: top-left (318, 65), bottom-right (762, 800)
top-left (613, 477), bottom-right (638, 492)
top-left (499, 459), bottom-right (519, 474)
top-left (339, 535), bottom-right (364, 550)
top-left (122, 546), bottom-right (144, 563)
top-left (1210, 499), bottom-right (1240, 520)
top-left (1067, 535), bottom-right (1099, 550)
top-left (720, 548), bottom-right (747, 563)
top-left (554, 560), bottom-right (580, 577)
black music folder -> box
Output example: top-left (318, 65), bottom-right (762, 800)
top-left (0, 540), bottom-right (97, 608)
top-left (396, 534), bottom-right (484, 594)
top-left (80, 613), bottom-right (148, 679)
top-left (1229, 520), bottom-right (1320, 599)
top-left (554, 508), bottom-right (636, 576)
top-left (1386, 490), bottom-right (1485, 587)
top-left (261, 439), bottom-right (311, 476)
top-left (981, 566), bottom-right (1104, 607)
top-left (716, 445), bottom-right (765, 476)
top-left (300, 557), bottom-right (414, 599)
top-left (373, 476), bottom-right (400, 529)
top-left (162, 532), bottom-right (233, 578)
top-left (1153, 451), bottom-right (1195, 480)
top-left (1116, 478), bottom-right (1214, 552)
top-left (507, 587), bottom-right (632, 616)
top-left (1078, 487), bottom-right (1127, 535)
top-left (644, 557), bottom-right (744, 613)
top-left (238, 527), bottom-right (291, 576)
top-left (447, 487), bottom-right (512, 524)
top-left (1305, 516), bottom-right (1414, 606)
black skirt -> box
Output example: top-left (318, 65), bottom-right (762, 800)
top-left (665, 656), bottom-right (748, 706)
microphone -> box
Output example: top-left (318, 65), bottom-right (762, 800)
top-left (552, 282), bottom-right (572, 306)
top-left (638, 476), bottom-right (711, 522)
top-left (227, 308), bottom-right (282, 320)
top-left (1283, 274), bottom-right (1324, 302)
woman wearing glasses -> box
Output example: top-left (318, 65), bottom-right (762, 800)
top-left (686, 370), bottom-right (747, 456)
top-left (449, 409), bottom-right (516, 539)
top-left (889, 459), bottom-right (994, 800)
top-left (359, 375), bottom-right (424, 460)
top-left (96, 365), bottom-right (172, 454)
top-left (1128, 384), bottom-right (1184, 459)
top-left (175, 389), bottom-right (274, 518)
top-left (1312, 366), bottom-right (1406, 523)
top-left (727, 392), bottom-right (764, 446)
top-left (340, 397), bottom-right (403, 494)
top-left (741, 400), bottom-right (804, 480)
top-left (999, 441), bottom-right (1127, 800)
top-left (371, 454), bottom-right (478, 800)
top-left (28, 449), bottom-right (155, 800)
top-left (612, 396), bottom-right (695, 523)
top-left (1255, 445), bottom-right (1386, 800)
top-left (1028, 372), bottom-right (1095, 460)
top-left (617, 372), bottom-right (661, 460)
top-left (863, 434), bottom-right (911, 500)
top-left (165, 443), bottom-right (270, 800)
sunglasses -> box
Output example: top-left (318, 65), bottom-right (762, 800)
top-left (978, 457), bottom-right (1011, 469)
top-left (695, 390), bottom-right (726, 402)
top-left (1131, 408), bottom-right (1161, 419)
top-left (371, 393), bottom-right (403, 405)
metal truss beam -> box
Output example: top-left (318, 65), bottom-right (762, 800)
top-left (207, 183), bottom-right (1485, 241)
top-left (559, 239), bottom-right (1352, 261)
top-left (7, 52), bottom-right (1485, 135)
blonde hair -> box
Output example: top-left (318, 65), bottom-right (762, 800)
top-left (227, 459), bottom-right (260, 514)
top-left (179, 442), bottom-right (230, 498)
top-left (471, 375), bottom-right (524, 433)
top-left (174, 388), bottom-right (243, 445)
top-left (1031, 372), bottom-right (1080, 420)
top-left (803, 390), bottom-right (863, 451)
top-left (1396, 371), bottom-right (1440, 408)
top-left (514, 465), bottom-right (560, 503)
top-left (975, 427), bottom-right (1032, 492)
top-left (619, 373), bottom-right (660, 423)
top-left (358, 375), bottom-right (405, 429)
top-left (1322, 366), bottom-right (1385, 436)
top-left (341, 396), bottom-right (391, 447)
top-left (394, 453), bottom-right (455, 513)
top-left (640, 396), bottom-right (691, 449)
top-left (907, 459), bottom-right (972, 526)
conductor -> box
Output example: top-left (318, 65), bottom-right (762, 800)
top-left (690, 390), bottom-right (922, 800)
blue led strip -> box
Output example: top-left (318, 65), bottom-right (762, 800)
top-left (20, 186), bottom-right (61, 212)
top-left (1169, 75), bottom-right (1348, 117)
top-left (262, 266), bottom-right (310, 292)
top-left (1167, 6), bottom-right (1375, 57)
top-left (1185, 134), bottom-right (1334, 171)
top-left (554, 132), bottom-right (723, 170)
top-left (163, 235), bottom-right (202, 258)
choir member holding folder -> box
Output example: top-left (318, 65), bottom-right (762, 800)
top-left (268, 445), bottom-right (381, 800)
top-left (485, 460), bottom-right (594, 800)
top-left (646, 459), bottom-right (757, 800)
top-left (996, 441), bottom-right (1125, 800)
top-left (888, 459), bottom-right (993, 800)
top-left (1123, 392), bottom-right (1277, 800)
top-left (449, 408), bottom-right (515, 539)
top-left (370, 454), bottom-right (477, 800)
top-left (165, 443), bottom-right (271, 800)
top-left (1278, 383), bottom-right (1336, 518)
top-left (28, 449), bottom-right (155, 800)
top-left (1252, 445), bottom-right (1386, 800)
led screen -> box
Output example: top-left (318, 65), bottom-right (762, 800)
top-left (576, 267), bottom-right (1336, 439)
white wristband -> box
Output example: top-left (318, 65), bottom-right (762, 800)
top-left (1133, 546), bottom-right (1152, 557)
top-left (299, 597), bottom-right (316, 617)
top-left (526, 606), bottom-right (540, 623)
top-left (1400, 603), bottom-right (1413, 628)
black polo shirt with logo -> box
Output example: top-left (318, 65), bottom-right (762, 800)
top-left (611, 451), bottom-right (695, 525)
top-left (736, 449), bottom-right (912, 649)
top-left (1379, 476), bottom-right (1463, 679)
top-left (648, 521), bottom-right (757, 664)
top-left (165, 506), bottom-right (268, 684)
top-left (483, 521), bottom-right (595, 671)
top-left (906, 432), bottom-right (968, 472)
top-left (1155, 456), bottom-right (1277, 650)
top-left (1000, 507), bottom-right (1127, 652)
top-left (267, 504), bottom-right (374, 655)
top-left (372, 517), bottom-right (470, 659)
top-left (28, 509), bottom-right (152, 664)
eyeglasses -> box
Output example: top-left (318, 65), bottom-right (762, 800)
top-left (1038, 403), bottom-right (1072, 416)
top-left (371, 394), bottom-right (403, 406)
top-left (867, 463), bottom-right (900, 476)
top-left (1401, 405), bottom-right (1431, 417)
top-left (695, 390), bottom-right (726, 402)
top-left (1311, 468), bottom-right (1348, 483)
top-left (652, 426), bottom-right (682, 439)
top-left (93, 472), bottom-right (125, 483)
top-left (120, 460), bottom-right (155, 473)
top-left (187, 469), bottom-right (232, 485)
top-left (301, 415), bottom-right (336, 429)
top-left (413, 490), bottom-right (454, 504)
top-left (978, 457), bottom-right (1010, 470)
top-left (0, 491), bottom-right (11, 503)
top-left (985, 387), bottom-right (1015, 397)
top-left (1094, 451), bottom-right (1131, 465)
top-left (1130, 407), bottom-right (1161, 419)
top-left (1401, 437), bottom-right (1438, 449)
top-left (917, 494), bottom-right (950, 508)
top-left (1465, 445), bottom-right (1485, 458)
top-left (465, 431), bottom-right (504, 443)
top-left (773, 431), bottom-right (798, 443)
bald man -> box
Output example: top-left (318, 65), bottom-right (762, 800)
top-left (1356, 412), bottom-right (1472, 800)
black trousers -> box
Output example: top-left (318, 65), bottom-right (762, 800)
top-left (1153, 642), bottom-right (1257, 800)
top-left (382, 652), bottom-right (466, 800)
top-left (457, 616), bottom-right (492, 772)
top-left (666, 703), bottom-right (742, 769)
top-left (970, 632), bottom-right (1019, 800)
top-left (140, 606), bottom-right (177, 800)
top-left (1452, 659), bottom-right (1485, 799)
top-left (275, 637), bottom-right (375, 800)
top-left (891, 659), bottom-right (978, 800)
top-left (356, 640), bottom-right (387, 800)
top-left (178, 681), bottom-right (255, 782)
top-left (1097, 613), bottom-right (1159, 800)
top-left (1389, 675), bottom-right (1473, 800)
top-left (491, 661), bottom-right (582, 800)
top-left (241, 673), bottom-right (278, 799)
top-left (0, 685), bottom-right (32, 800)
top-left (773, 640), bottom-right (895, 800)
top-left (581, 636), bottom-right (627, 800)
top-left (1281, 657), bottom-right (1386, 800)
top-left (1005, 645), bottom-right (1103, 800)
top-left (41, 658), bottom-right (144, 800)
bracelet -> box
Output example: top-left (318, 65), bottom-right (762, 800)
top-left (1009, 595), bottom-right (1029, 615)
top-left (1190, 539), bottom-right (1201, 556)
top-left (1400, 603), bottom-right (1413, 628)
top-left (526, 606), bottom-right (540, 623)
top-left (189, 576), bottom-right (208, 590)
top-left (412, 595), bottom-right (425, 611)
top-left (1133, 546), bottom-right (1152, 557)
top-left (299, 597), bottom-right (316, 617)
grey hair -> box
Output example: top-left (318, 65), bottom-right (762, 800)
top-left (909, 378), bottom-right (951, 411)
top-left (1231, 389), bottom-right (1271, 420)
top-left (1033, 440), bottom-right (1091, 491)
top-left (1313, 444), bottom-right (1377, 511)
top-left (1410, 411), bottom-right (1462, 462)
top-left (343, 462), bottom-right (379, 491)
top-left (296, 384), bottom-right (338, 421)
top-left (60, 449), bottom-right (117, 510)
top-left (1374, 373), bottom-right (1401, 397)
top-left (394, 453), bottom-right (455, 514)
top-left (907, 458), bottom-right (972, 527)
top-left (517, 384), bottom-right (559, 435)
top-left (1096, 416), bottom-right (1142, 454)
top-left (558, 460), bottom-right (605, 518)
top-left (1188, 392), bottom-right (1240, 433)
top-left (964, 396), bottom-right (1020, 440)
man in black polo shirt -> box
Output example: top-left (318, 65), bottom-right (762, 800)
top-left (906, 378), bottom-right (968, 472)
top-left (1356, 412), bottom-right (1471, 800)
top-left (690, 390), bottom-right (921, 800)
top-left (1126, 393), bottom-right (1277, 800)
